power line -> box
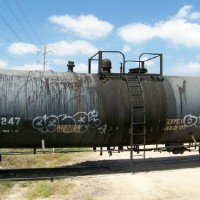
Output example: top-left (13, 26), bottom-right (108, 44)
top-left (0, 14), bottom-right (38, 61)
top-left (0, 32), bottom-right (12, 43)
top-left (0, 14), bottom-right (23, 42)
top-left (0, 31), bottom-right (38, 65)
top-left (15, 0), bottom-right (43, 45)
top-left (0, 31), bottom-right (29, 65)
top-left (0, 51), bottom-right (24, 66)
top-left (0, 0), bottom-right (45, 67)
top-left (4, 0), bottom-right (35, 44)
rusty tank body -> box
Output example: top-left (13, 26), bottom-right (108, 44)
top-left (0, 51), bottom-right (199, 154)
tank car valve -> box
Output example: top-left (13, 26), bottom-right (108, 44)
top-left (67, 61), bottom-right (75, 72)
top-left (101, 59), bottom-right (112, 73)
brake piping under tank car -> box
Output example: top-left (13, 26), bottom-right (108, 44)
top-left (0, 50), bottom-right (200, 159)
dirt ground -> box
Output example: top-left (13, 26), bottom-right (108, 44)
top-left (2, 147), bottom-right (200, 200)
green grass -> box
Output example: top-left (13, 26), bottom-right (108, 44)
top-left (0, 180), bottom-right (75, 200)
top-left (0, 148), bottom-right (89, 168)
top-left (25, 180), bottom-right (74, 200)
top-left (0, 181), bottom-right (15, 196)
top-left (84, 197), bottom-right (96, 200)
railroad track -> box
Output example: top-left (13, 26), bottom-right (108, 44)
top-left (0, 155), bottom-right (200, 181)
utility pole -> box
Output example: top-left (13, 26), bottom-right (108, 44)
top-left (38, 46), bottom-right (53, 71)
top-left (43, 46), bottom-right (46, 71)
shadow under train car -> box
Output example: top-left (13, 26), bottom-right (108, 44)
top-left (1, 154), bottom-right (200, 180)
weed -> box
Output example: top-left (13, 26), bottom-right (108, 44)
top-left (25, 180), bottom-right (74, 200)
top-left (84, 197), bottom-right (96, 200)
top-left (0, 148), bottom-right (89, 168)
top-left (0, 181), bottom-right (15, 195)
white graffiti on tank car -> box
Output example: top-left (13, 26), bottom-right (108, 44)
top-left (32, 110), bottom-right (102, 133)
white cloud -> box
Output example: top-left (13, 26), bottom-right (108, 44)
top-left (74, 63), bottom-right (98, 73)
top-left (48, 14), bottom-right (113, 39)
top-left (156, 19), bottom-right (200, 47)
top-left (118, 23), bottom-right (156, 44)
top-left (170, 61), bottom-right (200, 76)
top-left (118, 5), bottom-right (200, 47)
top-left (52, 58), bottom-right (67, 65)
top-left (189, 12), bottom-right (200, 20)
top-left (10, 63), bottom-right (50, 71)
top-left (8, 42), bottom-right (39, 55)
top-left (48, 40), bottom-right (98, 56)
top-left (173, 5), bottom-right (192, 19)
top-left (74, 63), bottom-right (89, 73)
top-left (0, 59), bottom-right (8, 69)
top-left (121, 45), bottom-right (131, 53)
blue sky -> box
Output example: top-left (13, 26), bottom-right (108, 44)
top-left (1, 0), bottom-right (200, 76)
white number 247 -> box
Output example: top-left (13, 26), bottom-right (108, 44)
top-left (0, 117), bottom-right (20, 126)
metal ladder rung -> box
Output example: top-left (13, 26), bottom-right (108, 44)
top-left (132, 122), bottom-right (145, 125)
top-left (132, 106), bottom-right (145, 109)
top-left (130, 89), bottom-right (143, 92)
top-left (132, 106), bottom-right (144, 109)
top-left (128, 88), bottom-right (142, 92)
top-left (131, 154), bottom-right (144, 157)
top-left (128, 90), bottom-right (143, 93)
top-left (127, 82), bottom-right (140, 85)
top-left (131, 109), bottom-right (146, 114)
top-left (128, 85), bottom-right (141, 88)
top-left (131, 133), bottom-right (146, 136)
top-left (127, 78), bottom-right (138, 82)
top-left (129, 91), bottom-right (144, 94)
top-left (127, 80), bottom-right (138, 82)
top-left (129, 92), bottom-right (143, 95)
top-left (131, 100), bottom-right (144, 103)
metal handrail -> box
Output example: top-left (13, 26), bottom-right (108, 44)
top-left (88, 51), bottom-right (126, 73)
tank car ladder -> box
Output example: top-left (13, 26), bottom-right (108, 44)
top-left (126, 75), bottom-right (147, 162)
